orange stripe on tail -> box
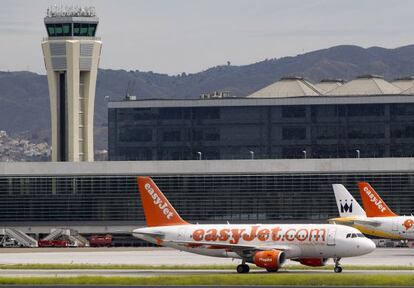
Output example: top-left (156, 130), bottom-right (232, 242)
top-left (137, 176), bottom-right (188, 227)
top-left (357, 182), bottom-right (397, 217)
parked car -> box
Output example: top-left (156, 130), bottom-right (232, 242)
top-left (89, 234), bottom-right (113, 247)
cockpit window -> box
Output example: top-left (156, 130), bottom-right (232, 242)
top-left (346, 233), bottom-right (351, 238)
top-left (351, 233), bottom-right (357, 238)
top-left (357, 233), bottom-right (365, 238)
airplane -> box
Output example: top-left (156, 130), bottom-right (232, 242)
top-left (331, 182), bottom-right (414, 240)
top-left (132, 176), bottom-right (375, 273)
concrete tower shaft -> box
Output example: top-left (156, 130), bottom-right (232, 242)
top-left (42, 6), bottom-right (102, 162)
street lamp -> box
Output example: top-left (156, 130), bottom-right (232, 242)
top-left (302, 150), bottom-right (307, 159)
top-left (197, 151), bottom-right (202, 160)
top-left (249, 150), bottom-right (254, 160)
top-left (356, 149), bottom-right (360, 159)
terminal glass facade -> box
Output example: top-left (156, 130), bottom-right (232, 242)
top-left (109, 103), bottom-right (414, 161)
top-left (0, 173), bottom-right (413, 224)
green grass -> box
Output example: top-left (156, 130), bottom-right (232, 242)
top-left (0, 274), bottom-right (413, 286)
top-left (0, 263), bottom-right (413, 270)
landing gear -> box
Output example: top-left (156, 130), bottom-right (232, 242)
top-left (236, 262), bottom-right (250, 273)
top-left (334, 257), bottom-right (342, 273)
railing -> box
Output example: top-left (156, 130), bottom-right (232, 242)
top-left (43, 36), bottom-right (101, 41)
top-left (43, 228), bottom-right (89, 247)
top-left (3, 228), bottom-right (38, 247)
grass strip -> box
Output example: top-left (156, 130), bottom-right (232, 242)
top-left (0, 263), bottom-right (413, 270)
top-left (0, 274), bottom-right (413, 286)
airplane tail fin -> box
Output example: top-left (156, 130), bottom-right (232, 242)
top-left (357, 182), bottom-right (397, 217)
top-left (332, 184), bottom-right (366, 217)
top-left (137, 176), bottom-right (188, 227)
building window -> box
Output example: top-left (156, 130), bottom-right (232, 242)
top-left (119, 128), bottom-right (152, 142)
top-left (347, 125), bottom-right (385, 139)
top-left (391, 125), bottom-right (414, 138)
top-left (282, 106), bottom-right (306, 118)
top-left (282, 127), bottom-right (306, 140)
top-left (194, 108), bottom-right (220, 119)
top-left (162, 131), bottom-right (181, 142)
top-left (347, 104), bottom-right (384, 117)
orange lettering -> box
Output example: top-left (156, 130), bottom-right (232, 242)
top-left (309, 229), bottom-right (326, 242)
top-left (192, 229), bottom-right (205, 241)
top-left (218, 229), bottom-right (230, 241)
top-left (285, 228), bottom-right (296, 241)
top-left (257, 229), bottom-right (270, 241)
top-left (229, 228), bottom-right (245, 244)
top-left (242, 225), bottom-right (259, 241)
top-left (205, 229), bottom-right (218, 241)
top-left (271, 227), bottom-right (282, 241)
top-left (295, 228), bottom-right (308, 241)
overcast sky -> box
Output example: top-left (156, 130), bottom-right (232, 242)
top-left (1, 0), bottom-right (413, 75)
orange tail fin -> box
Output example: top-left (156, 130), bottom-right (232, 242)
top-left (137, 176), bottom-right (188, 227)
top-left (357, 182), bottom-right (397, 217)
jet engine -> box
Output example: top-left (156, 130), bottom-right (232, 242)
top-left (298, 258), bottom-right (328, 267)
top-left (253, 250), bottom-right (286, 271)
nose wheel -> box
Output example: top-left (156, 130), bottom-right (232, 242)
top-left (334, 257), bottom-right (342, 273)
top-left (236, 262), bottom-right (250, 273)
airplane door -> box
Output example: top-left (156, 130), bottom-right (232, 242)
top-left (177, 228), bottom-right (186, 240)
top-left (327, 228), bottom-right (336, 246)
top-left (392, 219), bottom-right (399, 232)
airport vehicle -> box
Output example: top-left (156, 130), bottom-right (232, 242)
top-left (89, 234), bottom-right (113, 247)
top-left (331, 182), bottom-right (414, 240)
top-left (133, 176), bottom-right (375, 273)
top-left (38, 239), bottom-right (69, 247)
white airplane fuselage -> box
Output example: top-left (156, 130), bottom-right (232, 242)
top-left (332, 215), bottom-right (414, 240)
top-left (133, 223), bottom-right (375, 259)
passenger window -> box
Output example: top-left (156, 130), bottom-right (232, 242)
top-left (351, 233), bottom-right (357, 238)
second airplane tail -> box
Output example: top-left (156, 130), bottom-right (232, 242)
top-left (137, 176), bottom-right (188, 227)
top-left (357, 182), bottom-right (397, 217)
top-left (332, 184), bottom-right (366, 217)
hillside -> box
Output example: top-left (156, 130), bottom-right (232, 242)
top-left (1, 44), bottom-right (414, 150)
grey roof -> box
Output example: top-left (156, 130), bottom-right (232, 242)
top-left (392, 77), bottom-right (414, 90)
top-left (315, 79), bottom-right (344, 93)
top-left (1, 158), bottom-right (414, 176)
top-left (248, 77), bottom-right (322, 98)
top-left (326, 75), bottom-right (402, 96)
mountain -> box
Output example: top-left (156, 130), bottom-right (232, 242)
top-left (1, 44), bottom-right (414, 150)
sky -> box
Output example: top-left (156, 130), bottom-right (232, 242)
top-left (1, 0), bottom-right (414, 75)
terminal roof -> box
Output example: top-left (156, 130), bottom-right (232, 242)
top-left (248, 77), bottom-right (322, 98)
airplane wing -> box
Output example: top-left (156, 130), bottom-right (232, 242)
top-left (354, 219), bottom-right (381, 227)
top-left (330, 217), bottom-right (381, 227)
top-left (133, 231), bottom-right (166, 238)
top-left (166, 239), bottom-right (295, 256)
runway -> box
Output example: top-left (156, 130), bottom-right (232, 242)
top-left (0, 247), bottom-right (413, 266)
top-left (0, 268), bottom-right (412, 277)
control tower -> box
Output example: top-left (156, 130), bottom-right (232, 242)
top-left (42, 6), bottom-right (102, 161)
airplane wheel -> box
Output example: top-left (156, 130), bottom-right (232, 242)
top-left (266, 268), bottom-right (279, 273)
top-left (237, 264), bottom-right (250, 273)
top-left (334, 266), bottom-right (343, 273)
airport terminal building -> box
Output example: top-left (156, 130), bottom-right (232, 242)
top-left (1, 158), bottom-right (414, 235)
top-left (108, 76), bottom-right (414, 161)
top-left (2, 75), bottom-right (414, 236)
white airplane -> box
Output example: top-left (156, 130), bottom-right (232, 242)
top-left (133, 177), bottom-right (375, 273)
top-left (331, 182), bottom-right (414, 240)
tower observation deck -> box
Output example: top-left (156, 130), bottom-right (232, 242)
top-left (42, 6), bottom-right (102, 162)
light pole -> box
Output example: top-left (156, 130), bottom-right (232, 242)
top-left (197, 151), bottom-right (202, 160)
top-left (302, 150), bottom-right (307, 159)
top-left (356, 149), bottom-right (360, 159)
top-left (249, 150), bottom-right (254, 160)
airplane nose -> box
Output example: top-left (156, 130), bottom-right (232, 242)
top-left (362, 239), bottom-right (376, 254)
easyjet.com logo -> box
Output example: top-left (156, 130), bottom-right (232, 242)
top-left (363, 186), bottom-right (386, 213)
top-left (144, 183), bottom-right (173, 219)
